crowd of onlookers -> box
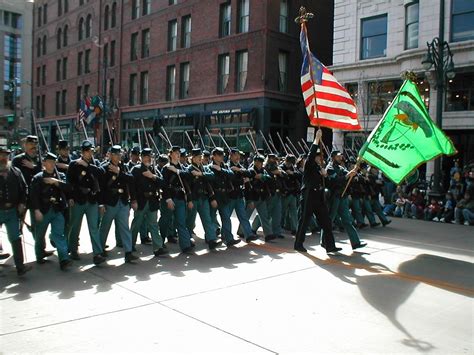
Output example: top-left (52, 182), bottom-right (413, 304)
top-left (381, 161), bottom-right (474, 226)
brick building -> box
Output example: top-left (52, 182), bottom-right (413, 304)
top-left (32, 0), bottom-right (334, 153)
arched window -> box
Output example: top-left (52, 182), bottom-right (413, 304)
top-left (63, 25), bottom-right (68, 47)
top-left (79, 17), bottom-right (84, 40)
top-left (37, 37), bottom-right (41, 57)
top-left (111, 2), bottom-right (117, 28)
top-left (42, 34), bottom-right (47, 55)
top-left (86, 14), bottom-right (92, 38)
top-left (57, 28), bottom-right (62, 49)
top-left (38, 7), bottom-right (42, 27)
top-left (104, 5), bottom-right (109, 30)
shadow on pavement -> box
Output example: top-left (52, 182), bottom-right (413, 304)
top-left (302, 250), bottom-right (474, 353)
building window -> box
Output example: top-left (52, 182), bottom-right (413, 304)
top-left (61, 90), bottom-right (67, 115)
top-left (236, 50), bottom-right (248, 92)
top-left (168, 20), bottom-right (177, 51)
top-left (108, 78), bottom-right (115, 103)
top-left (36, 96), bottom-right (41, 117)
top-left (63, 25), bottom-right (68, 46)
top-left (129, 73), bottom-right (137, 105)
top-left (76, 86), bottom-right (82, 110)
top-left (104, 5), bottom-right (109, 30)
top-left (166, 65), bottom-right (176, 101)
top-left (131, 32), bottom-right (138, 61)
top-left (77, 51), bottom-right (83, 75)
top-left (41, 94), bottom-right (46, 117)
top-left (405, 1), bottom-right (419, 49)
top-left (55, 91), bottom-right (61, 115)
top-left (169, 0), bottom-right (177, 5)
top-left (278, 51), bottom-right (288, 92)
top-left (132, 0), bottom-right (140, 20)
top-left (280, 0), bottom-right (289, 33)
top-left (37, 37), bottom-right (41, 57)
top-left (110, 40), bottom-right (116, 67)
top-left (86, 14), bottom-right (92, 38)
top-left (180, 62), bottom-right (190, 99)
top-left (64, 0), bottom-right (69, 13)
top-left (142, 0), bottom-right (151, 16)
top-left (56, 59), bottom-right (61, 81)
top-left (62, 57), bottom-right (68, 80)
top-left (85, 49), bottom-right (91, 73)
top-left (36, 67), bottom-right (41, 87)
top-left (111, 2), bottom-right (117, 28)
top-left (79, 18), bottom-right (85, 40)
top-left (58, 0), bottom-right (63, 17)
top-left (84, 84), bottom-right (90, 97)
top-left (38, 7), bottom-right (42, 27)
top-left (43, 4), bottom-right (48, 24)
top-left (345, 83), bottom-right (359, 101)
top-left (140, 71), bottom-right (149, 104)
top-left (42, 34), bottom-right (47, 55)
top-left (361, 15), bottom-right (387, 59)
top-left (103, 43), bottom-right (109, 66)
top-left (181, 15), bottom-right (192, 48)
top-left (446, 72), bottom-right (474, 111)
top-left (141, 29), bottom-right (150, 58)
top-left (218, 53), bottom-right (230, 94)
top-left (42, 65), bottom-right (46, 85)
top-left (451, 0), bottom-right (474, 42)
top-left (220, 2), bottom-right (231, 37)
top-left (367, 80), bottom-right (402, 115)
top-left (238, 0), bottom-right (249, 33)
top-left (57, 28), bottom-right (62, 49)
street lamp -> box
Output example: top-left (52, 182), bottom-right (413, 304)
top-left (421, 37), bottom-right (455, 196)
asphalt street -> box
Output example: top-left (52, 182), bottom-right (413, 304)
top-left (1, 215), bottom-right (473, 354)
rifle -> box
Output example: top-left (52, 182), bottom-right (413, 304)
top-left (268, 135), bottom-right (279, 156)
top-left (276, 132), bottom-right (289, 156)
top-left (55, 120), bottom-right (65, 140)
top-left (259, 131), bottom-right (274, 154)
top-left (286, 136), bottom-right (301, 156)
top-left (105, 120), bottom-right (114, 145)
top-left (197, 130), bottom-right (206, 150)
top-left (140, 119), bottom-right (150, 148)
top-left (205, 127), bottom-right (217, 148)
top-left (184, 131), bottom-right (195, 149)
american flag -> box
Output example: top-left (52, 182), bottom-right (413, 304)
top-left (300, 27), bottom-right (361, 130)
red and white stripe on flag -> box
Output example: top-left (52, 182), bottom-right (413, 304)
top-left (301, 68), bottom-right (361, 130)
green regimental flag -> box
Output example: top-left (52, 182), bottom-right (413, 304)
top-left (359, 78), bottom-right (456, 184)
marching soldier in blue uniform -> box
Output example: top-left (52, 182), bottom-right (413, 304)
top-left (325, 150), bottom-right (367, 250)
top-left (130, 148), bottom-right (168, 257)
top-left (280, 154), bottom-right (301, 234)
top-left (367, 166), bottom-right (392, 226)
top-left (185, 148), bottom-right (221, 249)
top-left (244, 155), bottom-right (275, 241)
top-left (159, 146), bottom-right (195, 253)
top-left (0, 146), bottom-right (32, 276)
top-left (260, 153), bottom-right (286, 239)
top-left (98, 145), bottom-right (138, 263)
top-left (66, 140), bottom-right (106, 265)
top-left (56, 140), bottom-right (71, 175)
top-left (226, 148), bottom-right (258, 243)
top-left (12, 135), bottom-right (43, 239)
top-left (207, 148), bottom-right (241, 246)
top-left (30, 152), bottom-right (73, 270)
top-left (294, 130), bottom-right (342, 253)
top-left (126, 146), bottom-right (141, 172)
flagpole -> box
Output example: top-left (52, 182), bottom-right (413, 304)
top-left (296, 7), bottom-right (327, 163)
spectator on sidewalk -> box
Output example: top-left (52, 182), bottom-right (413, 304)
top-left (440, 192), bottom-right (456, 223)
top-left (405, 188), bottom-right (425, 219)
top-left (455, 191), bottom-right (474, 225)
top-left (424, 198), bottom-right (442, 221)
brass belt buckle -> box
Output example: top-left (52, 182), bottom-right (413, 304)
top-left (118, 188), bottom-right (124, 193)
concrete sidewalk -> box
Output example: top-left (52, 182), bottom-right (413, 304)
top-left (1, 217), bottom-right (473, 354)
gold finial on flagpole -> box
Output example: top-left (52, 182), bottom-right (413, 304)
top-left (295, 6), bottom-right (314, 24)
top-left (401, 71), bottom-right (417, 82)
